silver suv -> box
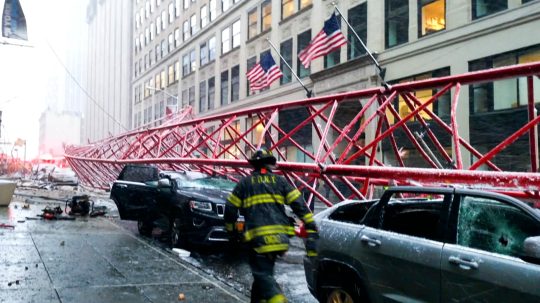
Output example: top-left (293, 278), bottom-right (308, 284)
top-left (304, 187), bottom-right (540, 302)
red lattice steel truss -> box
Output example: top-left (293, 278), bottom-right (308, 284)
top-left (65, 62), bottom-right (540, 207)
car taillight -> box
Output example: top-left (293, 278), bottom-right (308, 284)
top-left (295, 222), bottom-right (308, 238)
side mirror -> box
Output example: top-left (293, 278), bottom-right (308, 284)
top-left (523, 236), bottom-right (540, 264)
top-left (158, 178), bottom-right (171, 188)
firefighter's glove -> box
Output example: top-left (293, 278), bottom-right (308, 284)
top-left (304, 222), bottom-right (319, 257)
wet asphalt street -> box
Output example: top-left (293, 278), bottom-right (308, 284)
top-left (0, 187), bottom-right (318, 303)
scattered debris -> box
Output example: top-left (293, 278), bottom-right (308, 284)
top-left (172, 248), bottom-right (191, 258)
top-left (7, 280), bottom-right (20, 287)
top-left (22, 203), bottom-right (30, 209)
top-left (177, 293), bottom-right (185, 301)
top-left (201, 285), bottom-right (213, 290)
top-left (17, 220), bottom-right (25, 223)
top-left (60, 241), bottom-right (65, 246)
top-left (0, 223), bottom-right (15, 229)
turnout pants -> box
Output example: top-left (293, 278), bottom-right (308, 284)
top-left (249, 250), bottom-right (287, 303)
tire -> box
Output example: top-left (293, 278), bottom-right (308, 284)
top-left (170, 218), bottom-right (188, 248)
top-left (137, 219), bottom-right (153, 236)
top-left (320, 281), bottom-right (363, 303)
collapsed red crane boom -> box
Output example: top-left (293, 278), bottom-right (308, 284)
top-left (65, 62), bottom-right (540, 207)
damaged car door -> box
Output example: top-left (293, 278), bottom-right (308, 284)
top-left (110, 165), bottom-right (159, 220)
top-left (441, 192), bottom-right (540, 302)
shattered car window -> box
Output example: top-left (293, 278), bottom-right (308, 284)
top-left (457, 196), bottom-right (540, 258)
top-left (175, 177), bottom-right (235, 191)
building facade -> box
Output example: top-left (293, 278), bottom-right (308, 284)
top-left (132, 0), bottom-right (540, 169)
top-left (84, 0), bottom-right (132, 143)
top-left (38, 109), bottom-right (82, 157)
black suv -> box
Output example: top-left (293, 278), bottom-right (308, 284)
top-left (110, 164), bottom-right (240, 248)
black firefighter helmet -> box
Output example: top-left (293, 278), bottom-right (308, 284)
top-left (248, 148), bottom-right (277, 167)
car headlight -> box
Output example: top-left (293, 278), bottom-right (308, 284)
top-left (189, 200), bottom-right (213, 212)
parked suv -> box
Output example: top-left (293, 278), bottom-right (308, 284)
top-left (303, 186), bottom-right (540, 303)
top-left (110, 164), bottom-right (239, 248)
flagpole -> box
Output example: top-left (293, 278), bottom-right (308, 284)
top-left (266, 38), bottom-right (314, 98)
top-left (331, 2), bottom-right (388, 87)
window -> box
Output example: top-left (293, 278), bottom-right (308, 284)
top-left (200, 80), bottom-right (207, 112)
top-left (299, 0), bottom-right (311, 9)
top-left (183, 20), bottom-right (190, 40)
top-left (208, 77), bottom-right (215, 110)
top-left (157, 17), bottom-right (161, 34)
top-left (168, 33), bottom-right (174, 52)
top-left (135, 62), bottom-right (139, 77)
top-left (150, 22), bottom-right (155, 41)
top-left (149, 50), bottom-right (154, 65)
top-left (174, 28), bottom-right (180, 47)
top-left (472, 0), bottom-right (507, 20)
top-left (145, 27), bottom-right (150, 45)
top-left (385, 0), bottom-right (409, 48)
top-left (145, 0), bottom-right (150, 18)
top-left (280, 39), bottom-right (292, 85)
top-left (168, 64), bottom-right (175, 84)
top-left (135, 38), bottom-right (140, 54)
top-left (248, 9), bottom-right (258, 39)
top-left (261, 0), bottom-right (271, 32)
top-left (183, 0), bottom-right (189, 10)
top-left (201, 5), bottom-right (208, 28)
top-left (155, 74), bottom-right (160, 91)
top-left (297, 30), bottom-right (311, 78)
top-left (209, 36), bottom-right (216, 61)
top-left (222, 0), bottom-right (231, 12)
top-left (175, 0), bottom-right (181, 17)
top-left (231, 65), bottom-right (240, 102)
top-left (136, 13), bottom-right (141, 28)
top-left (348, 3), bottom-right (367, 60)
top-left (259, 50), bottom-right (271, 92)
top-left (190, 14), bottom-right (197, 35)
top-left (282, 0), bottom-right (294, 19)
top-left (161, 39), bottom-right (167, 57)
top-left (221, 70), bottom-right (229, 105)
top-left (190, 49), bottom-right (196, 72)
top-left (168, 3), bottom-right (174, 23)
top-left (155, 44), bottom-right (160, 61)
top-left (181, 89), bottom-right (188, 107)
top-left (144, 54), bottom-right (149, 69)
top-left (246, 56), bottom-right (257, 95)
top-left (200, 42), bottom-right (208, 66)
top-left (210, 0), bottom-right (217, 21)
top-left (232, 20), bottom-right (241, 48)
top-left (456, 196), bottom-right (540, 258)
top-left (161, 70), bottom-right (167, 88)
top-left (161, 10), bottom-right (167, 30)
top-left (150, 0), bottom-right (155, 13)
top-left (188, 86), bottom-right (195, 107)
top-left (419, 0), bottom-right (445, 36)
top-left (469, 47), bottom-right (540, 113)
top-left (175, 61), bottom-right (180, 81)
top-left (221, 27), bottom-right (231, 54)
top-left (183, 54), bottom-right (190, 76)
top-left (325, 44), bottom-right (340, 68)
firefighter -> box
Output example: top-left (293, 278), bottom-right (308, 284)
top-left (224, 148), bottom-right (318, 303)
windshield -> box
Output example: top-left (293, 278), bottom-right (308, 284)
top-left (175, 177), bottom-right (236, 191)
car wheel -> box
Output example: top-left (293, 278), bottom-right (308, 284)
top-left (321, 282), bottom-right (363, 303)
top-left (137, 219), bottom-right (153, 236)
top-left (170, 218), bottom-right (188, 248)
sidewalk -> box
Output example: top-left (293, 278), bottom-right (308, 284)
top-left (0, 197), bottom-right (249, 303)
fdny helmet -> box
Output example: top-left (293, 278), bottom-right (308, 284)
top-left (248, 148), bottom-right (277, 166)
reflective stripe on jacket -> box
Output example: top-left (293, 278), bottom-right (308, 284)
top-left (225, 169), bottom-right (314, 253)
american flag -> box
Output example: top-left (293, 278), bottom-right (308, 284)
top-left (298, 13), bottom-right (347, 69)
top-left (246, 52), bottom-right (283, 91)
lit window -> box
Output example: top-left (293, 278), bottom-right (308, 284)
top-left (248, 9), bottom-right (257, 39)
top-left (419, 0), bottom-right (445, 36)
top-left (261, 0), bottom-right (271, 31)
top-left (221, 27), bottom-right (231, 54)
top-left (168, 64), bottom-right (175, 84)
top-left (299, 0), bottom-right (312, 9)
top-left (201, 5), bottom-right (208, 28)
top-left (282, 0), bottom-right (294, 19)
top-left (155, 74), bottom-right (160, 90)
top-left (175, 61), bottom-right (180, 81)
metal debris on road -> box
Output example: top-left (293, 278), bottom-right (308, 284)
top-left (0, 223), bottom-right (15, 229)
